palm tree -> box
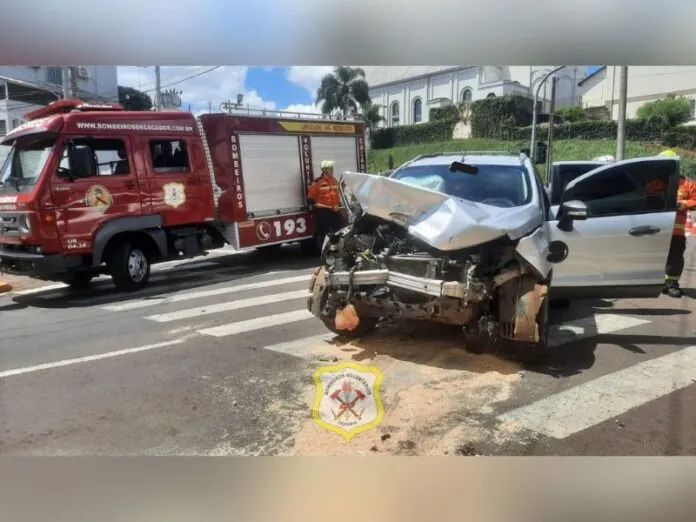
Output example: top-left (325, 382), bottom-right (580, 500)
top-left (360, 102), bottom-right (383, 130)
top-left (315, 66), bottom-right (371, 118)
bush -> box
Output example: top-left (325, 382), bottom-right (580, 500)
top-left (470, 94), bottom-right (534, 139)
top-left (429, 105), bottom-right (460, 122)
top-left (636, 93), bottom-right (692, 127)
top-left (556, 106), bottom-right (587, 123)
top-left (662, 125), bottom-right (696, 150)
top-left (508, 117), bottom-right (668, 142)
top-left (371, 119), bottom-right (459, 149)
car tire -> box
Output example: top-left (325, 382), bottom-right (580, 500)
top-left (307, 266), bottom-right (378, 339)
top-left (108, 241), bottom-right (151, 293)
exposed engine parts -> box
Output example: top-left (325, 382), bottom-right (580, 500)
top-left (315, 213), bottom-right (548, 353)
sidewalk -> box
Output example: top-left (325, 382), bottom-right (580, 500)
top-left (0, 273), bottom-right (53, 295)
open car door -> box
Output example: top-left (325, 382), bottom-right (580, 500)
top-left (547, 156), bottom-right (680, 299)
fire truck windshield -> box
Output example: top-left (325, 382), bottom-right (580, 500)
top-left (0, 136), bottom-right (55, 193)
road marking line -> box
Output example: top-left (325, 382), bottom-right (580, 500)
top-left (0, 339), bottom-right (185, 379)
top-left (102, 274), bottom-right (311, 312)
top-left (262, 333), bottom-right (336, 357)
top-left (145, 289), bottom-right (310, 323)
top-left (198, 309), bottom-right (314, 337)
top-left (548, 313), bottom-right (650, 347)
top-left (497, 345), bottom-right (696, 439)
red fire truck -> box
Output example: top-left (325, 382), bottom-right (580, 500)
top-left (0, 99), bottom-right (367, 292)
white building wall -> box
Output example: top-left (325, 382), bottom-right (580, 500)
top-left (580, 66), bottom-right (696, 122)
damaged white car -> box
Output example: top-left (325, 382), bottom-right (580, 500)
top-left (307, 151), bottom-right (680, 362)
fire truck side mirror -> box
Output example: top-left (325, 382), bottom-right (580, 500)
top-left (69, 144), bottom-right (97, 179)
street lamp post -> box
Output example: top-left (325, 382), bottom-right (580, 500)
top-left (530, 66), bottom-right (565, 163)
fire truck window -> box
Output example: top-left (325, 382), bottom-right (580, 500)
top-left (58, 138), bottom-right (130, 177)
top-left (149, 140), bottom-right (189, 173)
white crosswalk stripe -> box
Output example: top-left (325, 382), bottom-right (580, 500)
top-left (92, 266), bottom-right (687, 442)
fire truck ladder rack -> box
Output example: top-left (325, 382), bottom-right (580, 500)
top-left (219, 105), bottom-right (364, 122)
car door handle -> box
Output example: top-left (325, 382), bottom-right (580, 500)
top-left (123, 181), bottom-right (136, 189)
top-left (629, 226), bottom-right (660, 237)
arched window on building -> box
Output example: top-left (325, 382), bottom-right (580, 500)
top-left (390, 101), bottom-right (400, 126)
top-left (486, 93), bottom-right (496, 98)
top-left (460, 88), bottom-right (473, 104)
top-left (412, 98), bottom-right (422, 123)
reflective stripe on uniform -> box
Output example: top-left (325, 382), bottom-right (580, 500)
top-left (666, 275), bottom-right (680, 281)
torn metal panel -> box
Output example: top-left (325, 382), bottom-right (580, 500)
top-left (515, 226), bottom-right (552, 279)
top-left (340, 171), bottom-right (543, 251)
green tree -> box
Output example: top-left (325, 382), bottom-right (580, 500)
top-left (315, 66), bottom-right (371, 117)
top-left (636, 93), bottom-right (692, 127)
top-left (361, 102), bottom-right (383, 130)
top-left (556, 105), bottom-right (587, 123)
top-left (118, 85), bottom-right (153, 111)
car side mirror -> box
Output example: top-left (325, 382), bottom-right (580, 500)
top-left (557, 199), bottom-right (588, 232)
top-left (69, 144), bottom-right (97, 179)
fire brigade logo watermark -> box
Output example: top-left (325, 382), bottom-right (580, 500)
top-left (311, 361), bottom-right (384, 441)
top-left (163, 182), bottom-right (186, 209)
top-left (84, 185), bottom-right (113, 212)
top-left (256, 221), bottom-right (272, 241)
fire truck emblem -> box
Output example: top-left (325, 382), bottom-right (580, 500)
top-left (312, 360), bottom-right (384, 441)
top-left (256, 221), bottom-right (272, 241)
top-left (84, 185), bottom-right (113, 212)
top-left (163, 182), bottom-right (186, 209)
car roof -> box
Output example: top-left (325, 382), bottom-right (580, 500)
top-left (553, 160), bottom-right (606, 166)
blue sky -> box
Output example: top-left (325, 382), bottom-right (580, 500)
top-left (117, 66), bottom-right (332, 115)
top-left (117, 66), bottom-right (601, 114)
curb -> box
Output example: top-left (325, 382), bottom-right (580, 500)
top-left (0, 280), bottom-right (13, 294)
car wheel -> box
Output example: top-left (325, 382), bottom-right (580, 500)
top-left (108, 241), bottom-right (151, 292)
top-left (307, 266), bottom-right (378, 339)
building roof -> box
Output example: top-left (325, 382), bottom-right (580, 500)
top-left (578, 66), bottom-right (607, 87)
top-left (358, 66), bottom-right (463, 88)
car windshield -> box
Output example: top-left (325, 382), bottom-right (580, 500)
top-left (0, 136), bottom-right (55, 193)
top-left (390, 162), bottom-right (531, 207)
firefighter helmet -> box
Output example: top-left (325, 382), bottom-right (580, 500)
top-left (320, 160), bottom-right (335, 170)
top-left (659, 149), bottom-right (678, 157)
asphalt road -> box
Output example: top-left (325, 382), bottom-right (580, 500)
top-left (0, 244), bottom-right (695, 456)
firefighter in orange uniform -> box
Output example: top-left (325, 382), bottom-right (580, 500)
top-left (659, 150), bottom-right (696, 298)
top-left (307, 160), bottom-right (344, 248)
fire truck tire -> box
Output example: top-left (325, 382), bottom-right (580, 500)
top-left (108, 241), bottom-right (151, 292)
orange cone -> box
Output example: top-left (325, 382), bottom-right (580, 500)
top-left (0, 280), bottom-right (12, 294)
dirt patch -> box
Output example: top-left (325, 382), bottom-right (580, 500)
top-left (278, 325), bottom-right (525, 456)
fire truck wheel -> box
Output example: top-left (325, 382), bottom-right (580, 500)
top-left (108, 241), bottom-right (151, 292)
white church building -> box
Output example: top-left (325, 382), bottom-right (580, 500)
top-left (361, 66), bottom-right (584, 128)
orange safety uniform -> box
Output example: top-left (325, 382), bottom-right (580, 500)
top-left (307, 174), bottom-right (341, 210)
top-left (673, 176), bottom-right (696, 236)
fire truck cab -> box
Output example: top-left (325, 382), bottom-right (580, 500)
top-left (0, 99), bottom-right (367, 292)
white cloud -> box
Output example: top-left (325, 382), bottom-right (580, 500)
top-left (286, 66), bottom-right (334, 98)
top-left (117, 66), bottom-right (276, 113)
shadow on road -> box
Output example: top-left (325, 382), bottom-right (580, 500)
top-left (2, 245), bottom-right (318, 311)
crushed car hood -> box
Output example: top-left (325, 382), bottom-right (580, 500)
top-left (340, 171), bottom-right (543, 251)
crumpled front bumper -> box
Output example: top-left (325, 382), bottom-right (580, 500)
top-left (325, 267), bottom-right (523, 300)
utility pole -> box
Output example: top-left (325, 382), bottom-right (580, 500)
top-left (154, 65), bottom-right (162, 110)
top-left (68, 66), bottom-right (79, 98)
top-left (208, 101), bottom-right (212, 114)
top-left (616, 66), bottom-right (629, 161)
top-left (545, 77), bottom-right (557, 182)
top-left (62, 67), bottom-right (70, 99)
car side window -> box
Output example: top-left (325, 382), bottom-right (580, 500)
top-left (149, 139), bottom-right (190, 173)
top-left (562, 162), bottom-right (671, 218)
top-left (58, 138), bottom-right (130, 177)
